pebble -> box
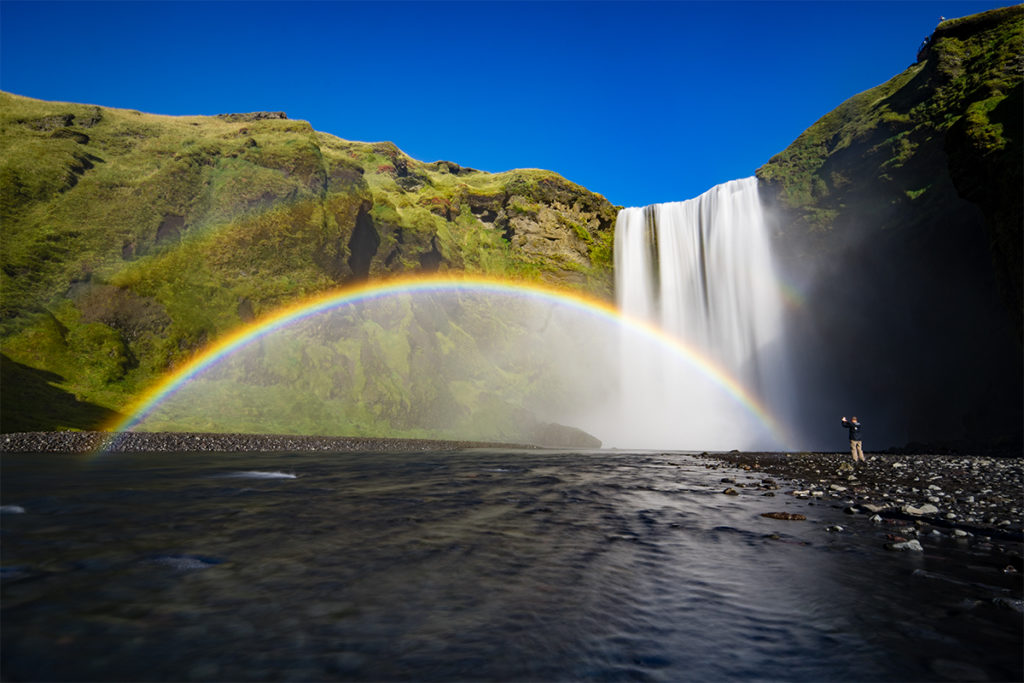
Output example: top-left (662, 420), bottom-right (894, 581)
top-left (902, 503), bottom-right (939, 516)
top-left (886, 539), bottom-right (924, 552)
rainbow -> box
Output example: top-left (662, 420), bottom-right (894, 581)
top-left (100, 274), bottom-right (793, 449)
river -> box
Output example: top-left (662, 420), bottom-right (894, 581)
top-left (2, 450), bottom-right (1020, 681)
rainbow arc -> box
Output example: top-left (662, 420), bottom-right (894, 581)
top-left (100, 274), bottom-right (793, 450)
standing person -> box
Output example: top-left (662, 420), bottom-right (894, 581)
top-left (841, 416), bottom-right (865, 462)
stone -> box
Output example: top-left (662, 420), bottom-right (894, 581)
top-left (723, 488), bottom-right (739, 495)
top-left (870, 514), bottom-right (883, 523)
top-left (760, 512), bottom-right (806, 521)
top-left (953, 529), bottom-right (968, 537)
top-left (886, 539), bottom-right (924, 552)
top-left (826, 525), bottom-right (844, 532)
top-left (901, 503), bottom-right (939, 516)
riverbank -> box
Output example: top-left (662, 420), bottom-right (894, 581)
top-left (0, 431), bottom-right (538, 454)
top-left (3, 432), bottom-right (1020, 544)
top-left (700, 450), bottom-right (1023, 543)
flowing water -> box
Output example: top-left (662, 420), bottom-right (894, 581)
top-left (2, 450), bottom-right (1021, 682)
top-left (614, 178), bottom-right (793, 450)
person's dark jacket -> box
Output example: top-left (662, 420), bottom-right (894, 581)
top-left (841, 418), bottom-right (862, 441)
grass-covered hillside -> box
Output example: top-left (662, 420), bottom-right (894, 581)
top-left (0, 93), bottom-right (617, 432)
top-left (758, 5), bottom-right (1022, 330)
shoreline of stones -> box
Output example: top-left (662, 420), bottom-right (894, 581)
top-left (0, 431), bottom-right (539, 454)
top-left (699, 451), bottom-right (1024, 546)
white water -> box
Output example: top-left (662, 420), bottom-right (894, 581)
top-left (613, 177), bottom-right (791, 450)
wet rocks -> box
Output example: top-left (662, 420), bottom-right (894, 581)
top-left (886, 539), bottom-right (924, 552)
top-left (761, 512), bottom-right (807, 521)
top-left (704, 451), bottom-right (1023, 541)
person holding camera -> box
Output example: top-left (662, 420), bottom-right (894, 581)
top-left (841, 416), bottom-right (865, 462)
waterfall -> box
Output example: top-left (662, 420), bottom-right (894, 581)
top-left (612, 177), bottom-right (791, 450)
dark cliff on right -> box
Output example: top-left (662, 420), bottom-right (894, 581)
top-left (756, 6), bottom-right (1023, 452)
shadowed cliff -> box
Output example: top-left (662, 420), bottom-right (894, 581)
top-left (757, 6), bottom-right (1023, 451)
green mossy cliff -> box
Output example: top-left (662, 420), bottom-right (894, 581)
top-left (757, 5), bottom-right (1022, 450)
top-left (0, 93), bottom-right (616, 433)
top-left (758, 5), bottom-right (1022, 335)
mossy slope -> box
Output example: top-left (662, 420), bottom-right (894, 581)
top-left (0, 94), bottom-right (617, 433)
top-left (757, 5), bottom-right (1022, 331)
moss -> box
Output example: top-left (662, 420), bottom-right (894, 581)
top-left (0, 89), bottom-right (618, 431)
top-left (757, 4), bottom-right (1023, 238)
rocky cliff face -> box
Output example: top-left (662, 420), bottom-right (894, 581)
top-left (0, 93), bottom-right (616, 431)
top-left (756, 6), bottom-right (1022, 450)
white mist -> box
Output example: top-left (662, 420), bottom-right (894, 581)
top-left (612, 177), bottom-right (793, 450)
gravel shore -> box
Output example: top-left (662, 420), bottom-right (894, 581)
top-left (702, 450), bottom-right (1023, 543)
top-left (0, 431), bottom-right (537, 454)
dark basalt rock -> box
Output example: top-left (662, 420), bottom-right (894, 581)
top-left (216, 112), bottom-right (288, 122)
top-left (23, 113), bottom-right (75, 131)
top-left (51, 128), bottom-right (89, 144)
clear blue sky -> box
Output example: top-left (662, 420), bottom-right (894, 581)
top-left (1, 1), bottom-right (1016, 207)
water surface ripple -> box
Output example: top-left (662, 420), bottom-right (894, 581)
top-left (2, 450), bottom-right (1020, 681)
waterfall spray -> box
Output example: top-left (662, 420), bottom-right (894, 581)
top-left (614, 177), bottom-right (792, 449)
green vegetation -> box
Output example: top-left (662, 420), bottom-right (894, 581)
top-left (756, 5), bottom-right (1022, 335)
top-left (758, 5), bottom-right (1023, 233)
top-left (0, 92), bottom-right (617, 432)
